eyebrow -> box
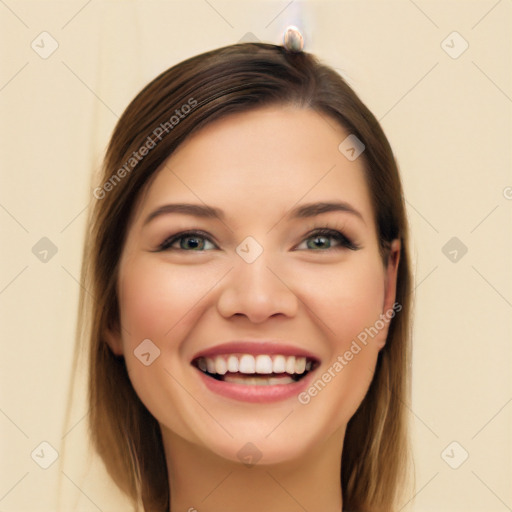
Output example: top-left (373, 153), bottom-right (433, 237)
top-left (144, 203), bottom-right (225, 225)
top-left (144, 201), bottom-right (365, 225)
top-left (286, 201), bottom-right (365, 223)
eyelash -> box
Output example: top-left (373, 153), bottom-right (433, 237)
top-left (156, 228), bottom-right (360, 252)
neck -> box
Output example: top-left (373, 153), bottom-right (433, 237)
top-left (161, 426), bottom-right (345, 512)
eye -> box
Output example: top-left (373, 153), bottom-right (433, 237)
top-left (155, 228), bottom-right (360, 253)
top-left (158, 230), bottom-right (217, 252)
top-left (296, 228), bottom-right (360, 251)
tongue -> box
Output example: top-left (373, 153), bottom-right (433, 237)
top-left (222, 372), bottom-right (296, 386)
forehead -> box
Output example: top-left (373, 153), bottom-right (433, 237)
top-left (136, 106), bottom-right (375, 230)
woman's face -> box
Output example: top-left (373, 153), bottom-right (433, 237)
top-left (107, 105), bottom-right (400, 465)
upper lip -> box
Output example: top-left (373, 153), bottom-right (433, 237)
top-left (191, 340), bottom-right (321, 362)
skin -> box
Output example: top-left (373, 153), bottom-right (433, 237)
top-left (106, 105), bottom-right (400, 512)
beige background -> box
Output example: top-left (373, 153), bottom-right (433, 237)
top-left (1, 0), bottom-right (511, 510)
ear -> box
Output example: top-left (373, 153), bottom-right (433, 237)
top-left (375, 239), bottom-right (401, 350)
top-left (383, 239), bottom-right (401, 313)
top-left (103, 320), bottom-right (124, 356)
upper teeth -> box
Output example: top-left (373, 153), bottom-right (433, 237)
top-left (196, 354), bottom-right (312, 375)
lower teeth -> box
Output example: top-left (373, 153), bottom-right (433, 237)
top-left (201, 371), bottom-right (306, 386)
top-left (223, 374), bottom-right (295, 386)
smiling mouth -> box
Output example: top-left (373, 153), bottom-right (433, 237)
top-left (192, 354), bottom-right (319, 385)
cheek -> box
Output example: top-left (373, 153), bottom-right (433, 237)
top-left (117, 256), bottom-right (215, 341)
top-left (115, 257), bottom-right (218, 441)
top-left (295, 256), bottom-right (388, 422)
top-left (297, 254), bottom-right (387, 346)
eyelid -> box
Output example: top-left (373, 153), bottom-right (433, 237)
top-left (156, 227), bottom-right (360, 253)
top-left (300, 219), bottom-right (361, 250)
top-left (155, 230), bottom-right (218, 252)
top-left (296, 227), bottom-right (361, 251)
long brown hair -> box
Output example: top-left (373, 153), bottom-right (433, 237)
top-left (63, 42), bottom-right (413, 512)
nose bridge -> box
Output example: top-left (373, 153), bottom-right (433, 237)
top-left (216, 240), bottom-right (298, 322)
top-left (235, 249), bottom-right (278, 290)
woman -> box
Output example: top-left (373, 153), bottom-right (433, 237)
top-left (73, 38), bottom-right (413, 511)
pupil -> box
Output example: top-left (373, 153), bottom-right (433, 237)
top-left (184, 237), bottom-right (201, 249)
top-left (311, 236), bottom-right (329, 249)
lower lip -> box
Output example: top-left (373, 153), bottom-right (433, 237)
top-left (195, 367), bottom-right (316, 403)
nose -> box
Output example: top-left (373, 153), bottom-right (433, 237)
top-left (216, 254), bottom-right (299, 324)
